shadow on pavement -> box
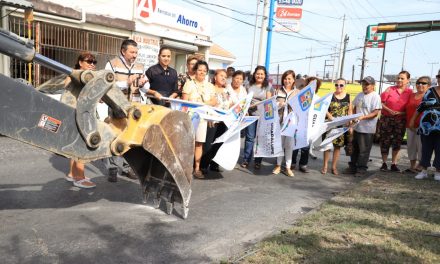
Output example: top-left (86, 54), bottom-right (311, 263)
top-left (3, 215), bottom-right (210, 264)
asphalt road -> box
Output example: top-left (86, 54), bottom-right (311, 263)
top-left (0, 136), bottom-right (364, 263)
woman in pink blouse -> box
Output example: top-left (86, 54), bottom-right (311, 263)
top-left (378, 71), bottom-right (413, 172)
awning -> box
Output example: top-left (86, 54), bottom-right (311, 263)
top-left (0, 0), bottom-right (33, 9)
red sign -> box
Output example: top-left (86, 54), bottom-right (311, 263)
top-left (276, 7), bottom-right (302, 19)
top-left (366, 41), bottom-right (385, 48)
top-left (137, 0), bottom-right (157, 18)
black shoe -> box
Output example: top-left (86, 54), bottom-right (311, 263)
top-left (354, 170), bottom-right (367, 177)
top-left (210, 166), bottom-right (222, 172)
top-left (343, 167), bottom-right (356, 174)
top-left (108, 168), bottom-right (118, 182)
top-left (380, 163), bottom-right (388, 172)
top-left (299, 166), bottom-right (310, 173)
top-left (390, 164), bottom-right (401, 172)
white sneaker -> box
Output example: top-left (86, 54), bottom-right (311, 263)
top-left (415, 170), bottom-right (428, 180)
top-left (434, 172), bottom-right (440, 181)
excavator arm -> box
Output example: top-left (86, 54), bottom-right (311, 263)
top-left (0, 29), bottom-right (194, 218)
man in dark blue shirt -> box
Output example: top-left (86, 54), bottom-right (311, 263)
top-left (145, 47), bottom-right (178, 106)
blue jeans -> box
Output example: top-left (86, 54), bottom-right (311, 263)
top-left (292, 146), bottom-right (309, 167)
top-left (243, 121), bottom-right (262, 164)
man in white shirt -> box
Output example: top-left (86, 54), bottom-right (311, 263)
top-left (344, 76), bottom-right (382, 177)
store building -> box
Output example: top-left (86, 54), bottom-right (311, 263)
top-left (0, 0), bottom-right (234, 86)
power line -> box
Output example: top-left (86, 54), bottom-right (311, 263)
top-left (268, 31), bottom-right (429, 65)
top-left (182, 0), bottom-right (336, 44)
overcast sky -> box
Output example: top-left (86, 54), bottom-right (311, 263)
top-left (170, 0), bottom-right (440, 81)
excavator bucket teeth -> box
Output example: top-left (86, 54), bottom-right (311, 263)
top-left (122, 107), bottom-right (194, 218)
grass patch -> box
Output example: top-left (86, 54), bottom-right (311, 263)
top-left (235, 173), bottom-right (440, 263)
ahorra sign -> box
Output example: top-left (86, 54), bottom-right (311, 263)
top-left (136, 0), bottom-right (211, 37)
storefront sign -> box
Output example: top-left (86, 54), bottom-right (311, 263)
top-left (136, 0), bottom-right (211, 37)
top-left (276, 7), bottom-right (302, 19)
top-left (133, 34), bottom-right (160, 70)
top-left (273, 19), bottom-right (301, 32)
top-left (277, 0), bottom-right (303, 6)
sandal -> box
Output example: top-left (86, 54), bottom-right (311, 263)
top-left (65, 174), bottom-right (90, 182)
top-left (73, 178), bottom-right (96, 189)
top-left (272, 165), bottom-right (281, 175)
top-left (285, 168), bottom-right (294, 177)
top-left (321, 167), bottom-right (327, 174)
top-left (193, 170), bottom-right (205, 179)
top-left (240, 161), bottom-right (249, 168)
top-left (331, 168), bottom-right (339, 175)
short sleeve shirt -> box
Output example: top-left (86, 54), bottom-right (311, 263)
top-left (182, 79), bottom-right (215, 103)
top-left (247, 83), bottom-right (274, 116)
top-left (380, 85), bottom-right (413, 117)
top-left (353, 91), bottom-right (382, 134)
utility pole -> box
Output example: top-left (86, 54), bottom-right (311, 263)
top-left (351, 64), bottom-right (355, 83)
top-left (257, 0), bottom-right (269, 66)
top-left (428, 62), bottom-right (439, 78)
top-left (401, 33), bottom-right (409, 71)
top-left (324, 59), bottom-right (334, 81)
top-left (379, 34), bottom-right (387, 94)
top-left (360, 27), bottom-right (368, 81)
top-left (340, 34), bottom-right (349, 78)
top-left (264, 0), bottom-right (275, 71)
top-left (250, 0), bottom-right (261, 72)
top-left (336, 14), bottom-right (346, 79)
top-left (307, 46), bottom-right (312, 76)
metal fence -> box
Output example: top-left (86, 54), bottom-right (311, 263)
top-left (9, 16), bottom-right (126, 87)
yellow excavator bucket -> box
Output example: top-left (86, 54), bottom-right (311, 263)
top-left (110, 104), bottom-right (194, 218)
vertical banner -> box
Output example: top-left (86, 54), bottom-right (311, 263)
top-left (308, 92), bottom-right (333, 143)
top-left (254, 97), bottom-right (283, 157)
top-left (281, 81), bottom-right (316, 150)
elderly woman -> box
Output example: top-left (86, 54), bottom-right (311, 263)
top-left (406, 76), bottom-right (431, 173)
top-left (241, 65), bottom-right (274, 170)
top-left (379, 71), bottom-right (413, 172)
top-left (200, 69), bottom-right (232, 174)
top-left (226, 70), bottom-right (247, 105)
top-left (272, 70), bottom-right (297, 177)
top-left (413, 72), bottom-right (440, 181)
top-left (322, 78), bottom-right (352, 175)
top-left (182, 60), bottom-right (217, 179)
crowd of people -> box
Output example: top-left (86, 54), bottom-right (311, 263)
top-left (63, 39), bottom-right (440, 188)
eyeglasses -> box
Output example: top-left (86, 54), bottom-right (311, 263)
top-left (416, 82), bottom-right (429, 85)
top-left (84, 59), bottom-right (97, 65)
top-left (334, 84), bottom-right (345, 88)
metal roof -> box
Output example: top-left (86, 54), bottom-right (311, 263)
top-left (0, 0), bottom-right (33, 9)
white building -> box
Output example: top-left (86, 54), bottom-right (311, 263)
top-left (0, 0), bottom-right (235, 86)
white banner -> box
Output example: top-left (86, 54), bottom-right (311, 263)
top-left (254, 97), bottom-right (283, 157)
top-left (308, 92), bottom-right (333, 144)
top-left (281, 81), bottom-right (316, 150)
top-left (212, 132), bottom-right (241, 171)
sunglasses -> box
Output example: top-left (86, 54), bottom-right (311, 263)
top-left (334, 84), bottom-right (345, 88)
top-left (84, 59), bottom-right (97, 65)
top-left (416, 82), bottom-right (429, 85)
